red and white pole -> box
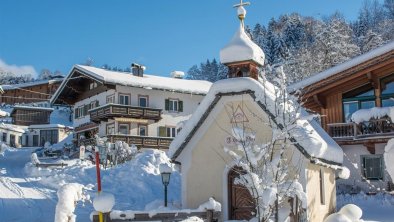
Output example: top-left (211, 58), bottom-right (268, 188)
top-left (95, 148), bottom-right (103, 222)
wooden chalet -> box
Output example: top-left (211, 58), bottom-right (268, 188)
top-left (289, 41), bottom-right (394, 192)
top-left (0, 78), bottom-right (63, 105)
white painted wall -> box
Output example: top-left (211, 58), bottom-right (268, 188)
top-left (73, 85), bottom-right (205, 139)
top-left (337, 143), bottom-right (391, 193)
top-left (0, 127), bottom-right (24, 148)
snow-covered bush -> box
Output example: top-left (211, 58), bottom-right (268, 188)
top-left (0, 141), bottom-right (9, 155)
top-left (31, 153), bottom-right (40, 165)
top-left (54, 183), bottom-right (87, 222)
top-left (111, 141), bottom-right (138, 165)
top-left (384, 138), bottom-right (394, 180)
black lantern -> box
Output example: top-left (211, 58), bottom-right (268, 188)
top-left (160, 171), bottom-right (171, 207)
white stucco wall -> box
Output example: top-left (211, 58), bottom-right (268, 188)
top-left (73, 84), bottom-right (205, 139)
top-left (337, 143), bottom-right (391, 192)
top-left (0, 127), bottom-right (24, 148)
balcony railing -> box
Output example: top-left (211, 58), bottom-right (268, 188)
top-left (327, 118), bottom-right (394, 140)
top-left (77, 138), bottom-right (96, 146)
top-left (107, 134), bottom-right (173, 149)
top-left (89, 104), bottom-right (162, 123)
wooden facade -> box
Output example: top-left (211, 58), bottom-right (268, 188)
top-left (297, 48), bottom-right (394, 145)
top-left (11, 106), bottom-right (53, 126)
top-left (0, 79), bottom-right (63, 105)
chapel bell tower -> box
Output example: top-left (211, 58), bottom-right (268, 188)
top-left (219, 0), bottom-right (265, 80)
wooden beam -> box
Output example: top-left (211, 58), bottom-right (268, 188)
top-left (313, 94), bottom-right (325, 109)
top-left (367, 72), bottom-right (378, 89)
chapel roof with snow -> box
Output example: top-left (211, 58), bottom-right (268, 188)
top-left (219, 5), bottom-right (265, 66)
top-left (169, 77), bottom-right (344, 165)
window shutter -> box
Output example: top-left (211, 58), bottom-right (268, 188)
top-left (179, 100), bottom-right (183, 112)
top-left (74, 110), bottom-right (78, 119)
top-left (158, 126), bottom-right (166, 137)
top-left (165, 99), bottom-right (169, 111)
top-left (96, 100), bottom-right (99, 108)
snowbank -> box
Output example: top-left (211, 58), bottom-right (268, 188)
top-left (25, 149), bottom-right (180, 219)
top-left (337, 193), bottom-right (394, 222)
top-left (351, 106), bottom-right (394, 123)
top-left (54, 183), bottom-right (86, 222)
top-left (324, 204), bottom-right (362, 222)
top-left (384, 138), bottom-right (394, 180)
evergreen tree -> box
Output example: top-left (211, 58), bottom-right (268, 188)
top-left (361, 30), bottom-right (384, 53)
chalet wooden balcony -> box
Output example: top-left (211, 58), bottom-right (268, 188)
top-left (89, 104), bottom-right (162, 123)
top-left (107, 135), bottom-right (173, 149)
top-left (327, 118), bottom-right (394, 141)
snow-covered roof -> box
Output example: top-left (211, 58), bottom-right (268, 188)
top-left (2, 78), bottom-right (63, 91)
top-left (0, 123), bottom-right (26, 133)
top-left (288, 41), bottom-right (394, 92)
top-left (28, 124), bottom-right (70, 129)
top-left (74, 65), bottom-right (211, 94)
top-left (169, 77), bottom-right (343, 165)
top-left (220, 23), bottom-right (265, 66)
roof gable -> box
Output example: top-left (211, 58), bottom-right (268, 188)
top-left (169, 78), bottom-right (343, 165)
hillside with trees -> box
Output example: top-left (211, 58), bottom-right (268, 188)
top-left (187, 0), bottom-right (394, 84)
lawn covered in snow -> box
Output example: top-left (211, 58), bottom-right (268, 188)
top-left (0, 147), bottom-right (180, 221)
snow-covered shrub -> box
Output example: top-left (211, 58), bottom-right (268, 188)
top-left (384, 138), bottom-right (394, 180)
top-left (54, 183), bottom-right (87, 222)
top-left (111, 141), bottom-right (138, 165)
top-left (0, 142), bottom-right (9, 155)
top-left (31, 153), bottom-right (40, 165)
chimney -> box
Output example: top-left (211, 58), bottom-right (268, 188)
top-left (131, 63), bottom-right (145, 77)
top-left (170, 71), bottom-right (185, 79)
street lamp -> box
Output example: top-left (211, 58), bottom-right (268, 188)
top-left (160, 164), bottom-right (172, 207)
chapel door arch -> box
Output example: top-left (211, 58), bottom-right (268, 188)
top-left (228, 167), bottom-right (256, 220)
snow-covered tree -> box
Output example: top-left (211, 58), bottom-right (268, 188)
top-left (39, 68), bottom-right (52, 80)
top-left (224, 67), bottom-right (307, 222)
top-left (111, 141), bottom-right (138, 165)
top-left (314, 16), bottom-right (360, 70)
top-left (361, 29), bottom-right (384, 53)
top-left (186, 59), bottom-right (228, 82)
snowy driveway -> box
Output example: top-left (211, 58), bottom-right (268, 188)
top-left (0, 148), bottom-right (56, 222)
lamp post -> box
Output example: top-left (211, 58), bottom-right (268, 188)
top-left (160, 164), bottom-right (172, 207)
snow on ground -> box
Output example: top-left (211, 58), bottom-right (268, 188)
top-left (0, 147), bottom-right (180, 221)
top-left (337, 193), bottom-right (394, 222)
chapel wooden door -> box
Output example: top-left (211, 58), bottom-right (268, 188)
top-left (228, 168), bottom-right (256, 220)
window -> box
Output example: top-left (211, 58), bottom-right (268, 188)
top-left (106, 95), bottom-right (115, 104)
top-left (319, 168), bottom-right (325, 205)
top-left (342, 85), bottom-right (375, 122)
top-left (90, 100), bottom-right (99, 110)
top-left (139, 96), bottom-right (148, 107)
top-left (107, 124), bottom-right (115, 135)
top-left (33, 135), bottom-right (39, 146)
top-left (118, 124), bottom-right (129, 135)
top-left (166, 127), bottom-right (176, 138)
top-left (165, 99), bottom-right (183, 112)
top-left (119, 94), bottom-right (130, 105)
top-left (138, 125), bottom-right (147, 136)
top-left (381, 75), bottom-right (394, 107)
top-left (40, 130), bottom-right (59, 146)
top-left (361, 155), bottom-right (383, 180)
top-left (2, 133), bottom-right (6, 142)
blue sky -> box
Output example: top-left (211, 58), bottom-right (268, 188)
top-left (0, 0), bottom-right (371, 78)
